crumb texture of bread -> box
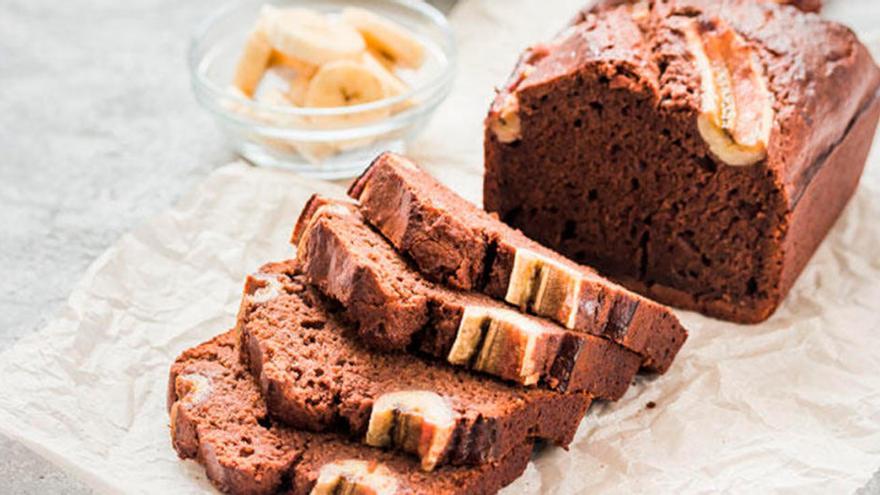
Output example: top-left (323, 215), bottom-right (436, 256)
top-left (349, 152), bottom-right (687, 372)
top-left (294, 195), bottom-right (641, 399)
top-left (169, 330), bottom-right (534, 495)
top-left (235, 262), bottom-right (592, 469)
top-left (484, 0), bottom-right (880, 323)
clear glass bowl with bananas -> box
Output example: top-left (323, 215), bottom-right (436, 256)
top-left (190, 0), bottom-right (456, 179)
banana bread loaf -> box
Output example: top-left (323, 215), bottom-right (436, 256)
top-left (169, 330), bottom-right (532, 495)
top-left (484, 0), bottom-right (880, 323)
top-left (349, 152), bottom-right (687, 373)
top-left (292, 195), bottom-right (641, 400)
top-left (235, 261), bottom-right (592, 471)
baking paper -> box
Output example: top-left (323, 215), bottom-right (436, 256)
top-left (1, 0), bottom-right (880, 493)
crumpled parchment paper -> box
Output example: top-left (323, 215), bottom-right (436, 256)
top-left (1, 0), bottom-right (880, 493)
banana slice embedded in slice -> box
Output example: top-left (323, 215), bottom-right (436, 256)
top-left (233, 28), bottom-right (273, 96)
top-left (684, 20), bottom-right (774, 167)
top-left (342, 7), bottom-right (426, 69)
top-left (312, 460), bottom-right (400, 495)
top-left (261, 6), bottom-right (366, 66)
top-left (366, 391), bottom-right (456, 471)
top-left (305, 60), bottom-right (386, 108)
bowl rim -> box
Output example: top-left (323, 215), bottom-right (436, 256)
top-left (188, 0), bottom-right (457, 120)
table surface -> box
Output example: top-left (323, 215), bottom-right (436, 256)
top-left (0, 0), bottom-right (878, 493)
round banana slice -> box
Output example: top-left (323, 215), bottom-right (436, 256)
top-left (261, 6), bottom-right (366, 66)
top-left (305, 60), bottom-right (386, 108)
top-left (342, 7), bottom-right (426, 69)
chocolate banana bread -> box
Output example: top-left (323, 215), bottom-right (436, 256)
top-left (484, 0), bottom-right (880, 323)
top-left (169, 330), bottom-right (532, 495)
top-left (292, 195), bottom-right (641, 400)
top-left (236, 261), bottom-right (593, 471)
top-left (348, 152), bottom-right (687, 373)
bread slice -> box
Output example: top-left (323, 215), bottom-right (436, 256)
top-left (348, 152), bottom-right (687, 373)
top-left (169, 330), bottom-right (532, 495)
top-left (292, 195), bottom-right (641, 400)
top-left (235, 261), bottom-right (593, 471)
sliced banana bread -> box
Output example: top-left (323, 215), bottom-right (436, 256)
top-left (235, 261), bottom-right (593, 471)
top-left (348, 152), bottom-right (687, 373)
top-left (169, 330), bottom-right (532, 495)
top-left (292, 195), bottom-right (641, 400)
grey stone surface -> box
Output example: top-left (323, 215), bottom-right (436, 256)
top-left (0, 0), bottom-right (877, 493)
top-left (0, 0), bottom-right (232, 493)
top-left (862, 472), bottom-right (880, 495)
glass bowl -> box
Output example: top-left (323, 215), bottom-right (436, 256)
top-left (189, 0), bottom-right (456, 179)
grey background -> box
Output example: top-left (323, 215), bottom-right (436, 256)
top-left (0, 0), bottom-right (876, 493)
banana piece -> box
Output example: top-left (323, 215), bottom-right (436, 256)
top-left (305, 59), bottom-right (387, 108)
top-left (268, 51), bottom-right (317, 106)
top-left (367, 48), bottom-right (396, 71)
top-left (342, 7), bottom-right (426, 69)
top-left (684, 20), bottom-right (774, 166)
top-left (361, 52), bottom-right (417, 114)
top-left (256, 88), bottom-right (339, 163)
top-left (286, 74), bottom-right (310, 107)
top-left (261, 6), bottom-right (366, 66)
top-left (233, 28), bottom-right (273, 96)
top-left (256, 88), bottom-right (299, 123)
top-left (257, 87), bottom-right (291, 106)
top-left (222, 86), bottom-right (251, 116)
top-left (489, 94), bottom-right (522, 144)
top-left (366, 391), bottom-right (456, 471)
top-left (312, 460), bottom-right (399, 495)
top-left (255, 89), bottom-right (341, 162)
top-left (361, 51), bottom-right (408, 98)
top-left (254, 88), bottom-right (301, 155)
top-left (270, 50), bottom-right (318, 76)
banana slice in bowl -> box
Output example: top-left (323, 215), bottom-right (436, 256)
top-left (304, 60), bottom-right (387, 108)
top-left (189, 0), bottom-right (456, 178)
top-left (261, 6), bottom-right (366, 65)
top-left (342, 7), bottom-right (426, 69)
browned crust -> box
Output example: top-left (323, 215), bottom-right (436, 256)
top-left (168, 332), bottom-right (303, 495)
top-left (350, 153), bottom-right (489, 291)
top-left (295, 200), bottom-right (431, 350)
top-left (291, 194), bottom-right (358, 246)
top-left (778, 91), bottom-right (880, 306)
top-left (550, 331), bottom-right (642, 397)
top-left (573, 0), bottom-right (822, 26)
